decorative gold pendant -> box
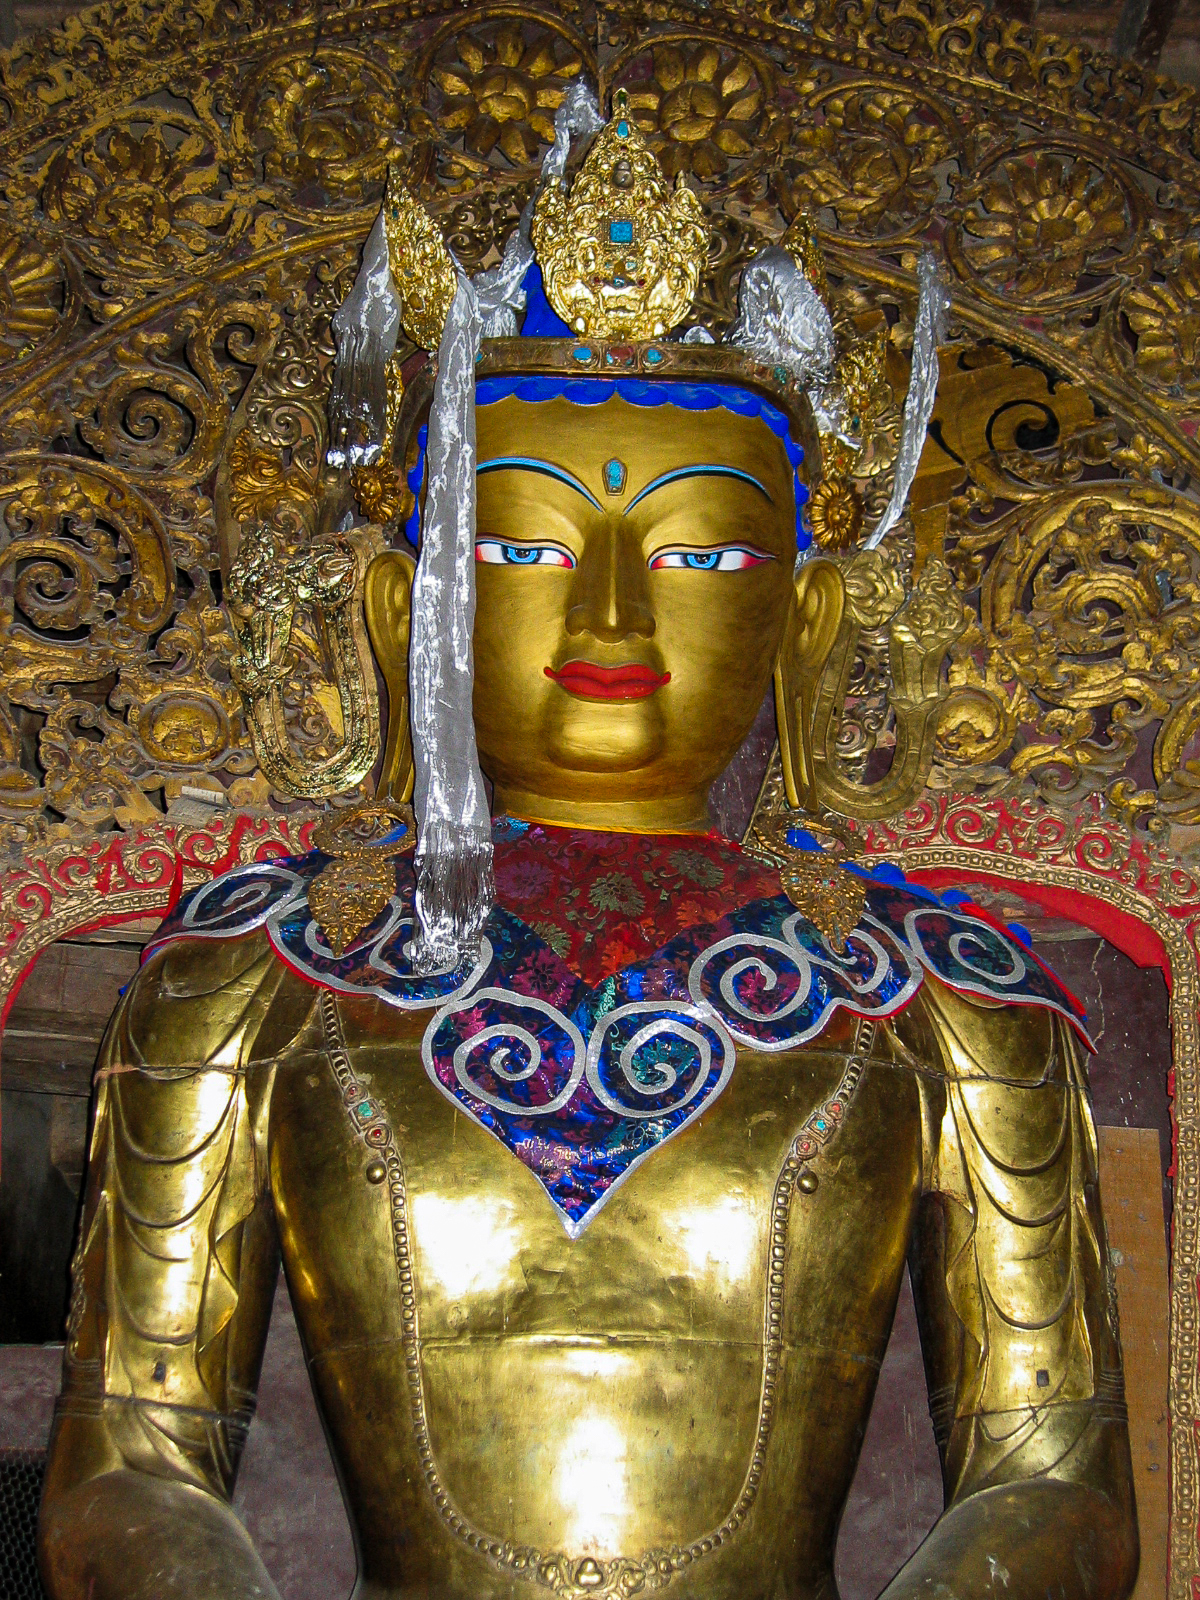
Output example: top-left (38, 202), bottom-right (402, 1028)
top-left (310, 854), bottom-right (398, 959)
top-left (778, 854), bottom-right (867, 954)
top-left (746, 812), bottom-right (867, 953)
top-left (310, 801), bottom-right (415, 958)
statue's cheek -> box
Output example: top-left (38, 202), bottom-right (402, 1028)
top-left (649, 569), bottom-right (793, 681)
top-left (473, 569), bottom-right (572, 737)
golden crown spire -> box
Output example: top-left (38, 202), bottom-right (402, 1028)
top-left (531, 89), bottom-right (710, 340)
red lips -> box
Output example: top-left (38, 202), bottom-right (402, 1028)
top-left (544, 660), bottom-right (671, 700)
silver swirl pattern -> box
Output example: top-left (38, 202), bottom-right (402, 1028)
top-left (424, 987), bottom-right (586, 1115)
top-left (689, 911), bottom-right (917, 1051)
top-left (585, 1002), bottom-right (734, 1119)
top-left (178, 862), bottom-right (307, 936)
top-left (904, 906), bottom-right (1028, 991)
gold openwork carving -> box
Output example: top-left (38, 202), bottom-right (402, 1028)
top-left (2, 0), bottom-right (1199, 858)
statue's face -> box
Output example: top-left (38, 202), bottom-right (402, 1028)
top-left (471, 394), bottom-right (801, 824)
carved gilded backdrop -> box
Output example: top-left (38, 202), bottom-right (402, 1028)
top-left (1, 0), bottom-right (1199, 1588)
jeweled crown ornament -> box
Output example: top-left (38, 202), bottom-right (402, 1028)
top-left (531, 89), bottom-right (709, 340)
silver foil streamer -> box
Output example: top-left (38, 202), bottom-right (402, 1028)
top-left (544, 80), bottom-right (604, 181)
top-left (327, 207), bottom-right (400, 468)
top-left (408, 84), bottom-right (602, 970)
top-left (863, 251), bottom-right (950, 549)
top-left (724, 242), bottom-right (949, 556)
top-left (408, 270), bottom-right (493, 972)
top-left (726, 247), bottom-right (837, 394)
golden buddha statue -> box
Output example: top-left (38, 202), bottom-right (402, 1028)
top-left (38, 89), bottom-right (1137, 1600)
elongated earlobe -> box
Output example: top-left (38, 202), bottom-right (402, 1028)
top-left (773, 559), bottom-right (845, 812)
top-left (364, 548), bottom-right (417, 802)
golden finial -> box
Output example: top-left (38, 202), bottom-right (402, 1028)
top-left (531, 89), bottom-right (710, 340)
top-left (381, 165), bottom-right (458, 352)
top-left (782, 210), bottom-right (830, 308)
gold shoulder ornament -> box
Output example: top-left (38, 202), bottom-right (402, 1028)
top-left (746, 813), bottom-right (867, 953)
top-left (309, 799), bottom-right (415, 958)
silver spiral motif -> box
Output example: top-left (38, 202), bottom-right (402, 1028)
top-left (793, 913), bottom-right (896, 994)
top-left (585, 1002), bottom-right (734, 1120)
top-left (905, 908), bottom-right (1027, 989)
top-left (424, 987), bottom-right (586, 1116)
top-left (180, 863), bottom-right (306, 934)
top-left (689, 912), bottom-right (917, 1049)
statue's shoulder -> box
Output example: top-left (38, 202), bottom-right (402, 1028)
top-left (120, 927), bottom-right (312, 1074)
top-left (847, 866), bottom-right (1091, 1075)
top-left (125, 853), bottom-right (325, 1073)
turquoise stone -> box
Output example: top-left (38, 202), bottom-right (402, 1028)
top-left (646, 348), bottom-right (663, 364)
top-left (608, 218), bottom-right (633, 244)
top-left (572, 346), bottom-right (592, 362)
top-left (603, 458), bottom-right (627, 495)
top-left (617, 119), bottom-right (629, 137)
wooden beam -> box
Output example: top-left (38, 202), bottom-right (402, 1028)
top-left (1098, 1126), bottom-right (1170, 1600)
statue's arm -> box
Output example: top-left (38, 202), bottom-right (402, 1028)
top-left (886, 982), bottom-right (1138, 1600)
top-left (38, 933), bottom-right (301, 1600)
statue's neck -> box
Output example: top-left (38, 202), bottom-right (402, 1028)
top-left (490, 784), bottom-right (713, 836)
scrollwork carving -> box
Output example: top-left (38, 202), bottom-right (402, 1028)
top-left (780, 82), bottom-right (957, 243)
top-left (612, 37), bottom-right (781, 184)
top-left (227, 522), bottom-right (384, 799)
top-left (414, 15), bottom-right (589, 175)
top-left (236, 46), bottom-right (405, 213)
top-left (947, 145), bottom-right (1138, 307)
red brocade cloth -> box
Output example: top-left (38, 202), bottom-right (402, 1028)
top-left (490, 820), bottom-right (781, 985)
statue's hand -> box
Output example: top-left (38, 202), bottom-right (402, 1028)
top-left (39, 1470), bottom-right (281, 1600)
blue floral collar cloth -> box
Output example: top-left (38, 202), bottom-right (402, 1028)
top-left (146, 823), bottom-right (1088, 1236)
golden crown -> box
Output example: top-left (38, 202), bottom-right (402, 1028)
top-left (530, 88), bottom-right (710, 340)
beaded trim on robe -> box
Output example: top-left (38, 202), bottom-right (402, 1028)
top-left (146, 824), bottom-right (1089, 1237)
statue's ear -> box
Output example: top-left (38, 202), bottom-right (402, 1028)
top-left (364, 548), bottom-right (417, 803)
top-left (773, 557), bottom-right (845, 812)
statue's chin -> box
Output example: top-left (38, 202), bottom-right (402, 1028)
top-left (544, 701), bottom-right (666, 777)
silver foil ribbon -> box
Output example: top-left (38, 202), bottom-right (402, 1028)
top-left (327, 206), bottom-right (400, 469)
top-left (863, 251), bottom-right (950, 549)
top-left (726, 246), bottom-right (837, 394)
top-left (725, 242), bottom-right (950, 554)
top-left (405, 84), bottom-right (602, 970)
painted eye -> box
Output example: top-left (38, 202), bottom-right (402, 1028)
top-left (648, 546), bottom-right (773, 572)
top-left (475, 540), bottom-right (575, 568)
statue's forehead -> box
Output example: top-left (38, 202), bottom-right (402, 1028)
top-left (476, 393), bottom-right (796, 492)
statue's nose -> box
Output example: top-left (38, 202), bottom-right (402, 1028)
top-left (564, 521), bottom-right (656, 643)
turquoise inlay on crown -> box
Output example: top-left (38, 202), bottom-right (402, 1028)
top-left (604, 458), bottom-right (627, 495)
top-left (609, 218), bottom-right (633, 244)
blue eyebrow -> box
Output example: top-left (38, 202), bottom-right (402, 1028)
top-left (624, 465), bottom-right (774, 513)
top-left (477, 456), bottom-right (604, 512)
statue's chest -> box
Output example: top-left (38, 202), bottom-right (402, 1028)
top-left (268, 994), bottom-right (922, 1347)
top-left (267, 995), bottom-right (924, 1565)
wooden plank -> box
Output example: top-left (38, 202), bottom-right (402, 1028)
top-left (1099, 1126), bottom-right (1170, 1600)
top-left (1, 937), bottom-right (140, 1095)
